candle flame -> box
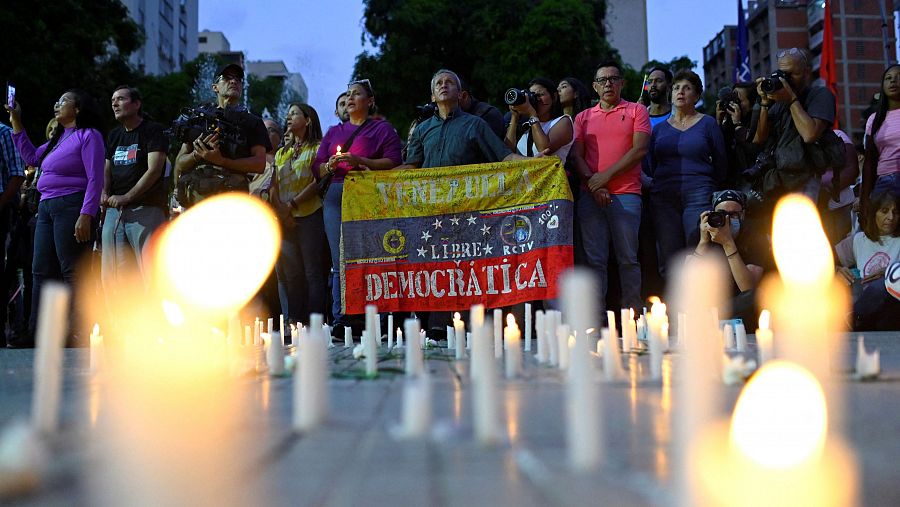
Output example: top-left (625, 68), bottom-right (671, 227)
top-left (92, 323), bottom-right (100, 336)
top-left (649, 297), bottom-right (666, 317)
top-left (153, 193), bottom-right (280, 317)
top-left (506, 313), bottom-right (516, 328)
top-left (336, 145), bottom-right (342, 154)
top-left (162, 300), bottom-right (185, 327)
top-left (730, 360), bottom-right (827, 469)
top-left (454, 312), bottom-right (461, 321)
top-left (759, 309), bottom-right (771, 330)
top-left (771, 195), bottom-right (834, 286)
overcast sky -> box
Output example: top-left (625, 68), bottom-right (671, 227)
top-left (199, 0), bottom-right (738, 129)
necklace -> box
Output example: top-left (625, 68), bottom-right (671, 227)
top-left (674, 112), bottom-right (698, 126)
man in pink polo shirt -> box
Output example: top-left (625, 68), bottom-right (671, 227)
top-left (570, 60), bottom-right (651, 322)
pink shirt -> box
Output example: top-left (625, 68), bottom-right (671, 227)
top-left (866, 109), bottom-right (900, 176)
top-left (573, 99), bottom-right (651, 195)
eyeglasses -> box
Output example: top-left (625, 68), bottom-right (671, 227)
top-left (776, 48), bottom-right (808, 64)
top-left (593, 77), bottom-right (622, 86)
top-left (348, 78), bottom-right (374, 94)
top-left (217, 74), bottom-right (243, 83)
top-left (54, 98), bottom-right (71, 108)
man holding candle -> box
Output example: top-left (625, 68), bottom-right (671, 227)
top-left (569, 60), bottom-right (651, 324)
top-left (173, 63), bottom-right (272, 207)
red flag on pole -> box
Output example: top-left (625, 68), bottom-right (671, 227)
top-left (820, 0), bottom-right (839, 128)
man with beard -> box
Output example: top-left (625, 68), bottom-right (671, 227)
top-left (646, 66), bottom-right (673, 127)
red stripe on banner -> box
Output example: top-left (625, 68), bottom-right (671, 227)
top-left (343, 246), bottom-right (573, 314)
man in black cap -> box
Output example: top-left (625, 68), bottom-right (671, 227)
top-left (173, 62), bottom-right (272, 206)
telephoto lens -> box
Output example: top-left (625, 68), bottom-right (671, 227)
top-left (707, 211), bottom-right (727, 228)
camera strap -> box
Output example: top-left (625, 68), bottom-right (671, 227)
top-left (526, 128), bottom-right (535, 157)
top-left (342, 118), bottom-right (372, 153)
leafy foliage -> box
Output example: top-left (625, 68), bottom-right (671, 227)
top-left (354, 0), bottom-right (620, 130)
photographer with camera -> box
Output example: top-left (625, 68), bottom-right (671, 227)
top-left (504, 77), bottom-right (573, 160)
top-left (173, 63), bottom-right (271, 207)
top-left (690, 190), bottom-right (768, 327)
top-left (751, 48), bottom-right (839, 205)
top-left (716, 82), bottom-right (760, 187)
top-left (100, 85), bottom-right (168, 294)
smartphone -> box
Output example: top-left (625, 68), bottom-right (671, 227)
top-left (6, 83), bottom-right (14, 109)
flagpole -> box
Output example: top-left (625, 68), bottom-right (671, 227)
top-left (878, 0), bottom-right (892, 66)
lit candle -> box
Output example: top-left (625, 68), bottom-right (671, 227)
top-left (290, 323), bottom-right (298, 347)
top-left (364, 305), bottom-right (378, 376)
top-left (535, 310), bottom-right (545, 362)
top-left (405, 318), bottom-right (423, 377)
top-left (692, 361), bottom-right (857, 507)
top-left (547, 310), bottom-right (560, 366)
top-left (396, 329), bottom-right (403, 348)
top-left (504, 314), bottom-right (522, 379)
top-left (31, 283), bottom-right (71, 435)
top-left (387, 314), bottom-right (394, 348)
top-left (470, 304), bottom-right (485, 329)
top-left (606, 310), bottom-right (617, 352)
top-left (560, 270), bottom-right (601, 471)
top-left (492, 309), bottom-right (503, 358)
top-left (335, 144), bottom-right (342, 155)
top-left (90, 323), bottom-right (103, 374)
top-left (453, 312), bottom-right (465, 360)
top-left (756, 310), bottom-right (774, 365)
top-left (524, 303), bottom-right (532, 352)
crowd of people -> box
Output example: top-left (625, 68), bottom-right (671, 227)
top-left (2, 48), bottom-right (900, 347)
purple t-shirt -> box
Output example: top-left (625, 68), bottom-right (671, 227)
top-left (313, 119), bottom-right (402, 183)
top-left (13, 127), bottom-right (104, 217)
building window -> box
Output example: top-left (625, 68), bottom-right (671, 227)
top-left (199, 36), bottom-right (207, 43)
top-left (855, 41), bottom-right (864, 56)
top-left (855, 18), bottom-right (863, 35)
top-left (857, 63), bottom-right (865, 79)
top-left (179, 20), bottom-right (187, 42)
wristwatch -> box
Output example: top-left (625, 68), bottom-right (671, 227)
top-left (527, 117), bottom-right (540, 127)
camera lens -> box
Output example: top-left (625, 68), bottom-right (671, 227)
top-left (505, 88), bottom-right (526, 106)
top-left (707, 211), bottom-right (726, 228)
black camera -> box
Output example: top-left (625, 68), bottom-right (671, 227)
top-left (414, 102), bottom-right (436, 122)
top-left (707, 211), bottom-right (728, 228)
top-left (760, 70), bottom-right (788, 93)
top-left (165, 105), bottom-right (245, 149)
top-left (505, 88), bottom-right (538, 108)
top-left (718, 86), bottom-right (739, 111)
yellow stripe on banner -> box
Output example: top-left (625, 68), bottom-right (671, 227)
top-left (341, 157), bottom-right (572, 222)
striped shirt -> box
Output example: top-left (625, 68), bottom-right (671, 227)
top-left (0, 123), bottom-right (26, 194)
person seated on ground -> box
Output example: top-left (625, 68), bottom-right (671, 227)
top-left (836, 190), bottom-right (900, 330)
top-left (688, 190), bottom-right (769, 328)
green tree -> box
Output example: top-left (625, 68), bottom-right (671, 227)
top-left (0, 0), bottom-right (142, 138)
top-left (354, 0), bottom-right (620, 131)
top-left (247, 75), bottom-right (286, 120)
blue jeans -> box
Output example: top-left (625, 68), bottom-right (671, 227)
top-left (30, 192), bottom-right (94, 334)
top-left (100, 205), bottom-right (166, 291)
top-left (323, 182), bottom-right (346, 325)
top-left (872, 172), bottom-right (900, 198)
top-left (577, 192), bottom-right (642, 319)
top-left (276, 208), bottom-right (330, 325)
top-left (650, 184), bottom-right (714, 279)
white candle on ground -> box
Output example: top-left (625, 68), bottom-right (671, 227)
top-left (535, 310), bottom-right (545, 362)
top-left (400, 375), bottom-right (431, 438)
top-left (470, 304), bottom-right (485, 329)
top-left (267, 317), bottom-right (273, 336)
top-left (557, 324), bottom-right (571, 370)
top-left (756, 310), bottom-right (774, 365)
top-left (90, 324), bottom-right (103, 374)
top-left (547, 310), bottom-right (559, 366)
top-left (504, 320), bottom-right (522, 379)
top-left (446, 325), bottom-right (455, 349)
top-left (524, 303), bottom-right (532, 352)
top-left (735, 322), bottom-right (747, 352)
top-left (723, 323), bottom-right (735, 350)
top-left (279, 314), bottom-right (285, 343)
top-left (622, 311), bottom-right (632, 353)
top-left (647, 299), bottom-right (666, 380)
top-left (466, 331), bottom-right (472, 349)
top-left (405, 318), bottom-right (423, 376)
top-left (473, 318), bottom-right (500, 445)
top-left (600, 327), bottom-right (623, 381)
top-left (606, 310), bottom-right (617, 351)
top-left (453, 313), bottom-right (465, 360)
top-left (364, 305), bottom-right (378, 376)
top-left (560, 270), bottom-right (601, 471)
top-left (265, 332), bottom-right (285, 375)
top-left (293, 322), bottom-right (329, 431)
top-left (344, 326), bottom-right (353, 348)
top-left (254, 318), bottom-right (261, 345)
top-left (493, 309), bottom-right (503, 358)
top-left (31, 283), bottom-right (70, 435)
top-left (387, 314), bottom-right (394, 348)
top-left (396, 330), bottom-right (403, 347)
top-left (290, 324), bottom-right (298, 347)
top-left (856, 337), bottom-right (880, 378)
